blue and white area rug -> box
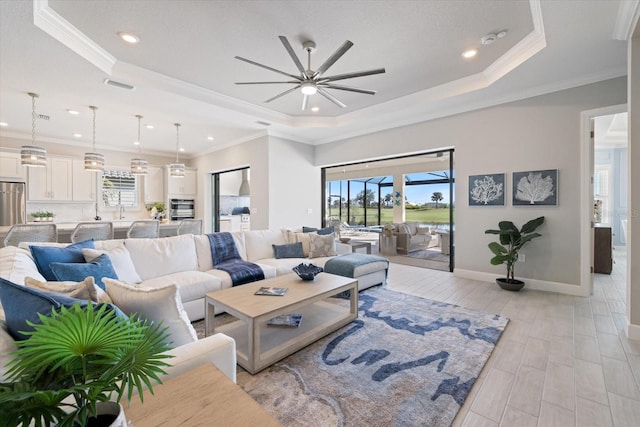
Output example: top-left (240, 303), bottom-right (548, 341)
top-left (235, 287), bottom-right (509, 427)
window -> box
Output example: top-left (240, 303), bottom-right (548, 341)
top-left (102, 170), bottom-right (138, 207)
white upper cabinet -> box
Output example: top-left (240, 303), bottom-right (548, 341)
top-left (0, 150), bottom-right (26, 181)
top-left (71, 159), bottom-right (97, 202)
top-left (145, 166), bottom-right (165, 203)
top-left (167, 168), bottom-right (196, 197)
top-left (28, 157), bottom-right (73, 201)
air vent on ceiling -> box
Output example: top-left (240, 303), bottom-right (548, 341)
top-left (37, 114), bottom-right (50, 121)
top-left (103, 78), bottom-right (135, 91)
top-left (255, 120), bottom-right (271, 126)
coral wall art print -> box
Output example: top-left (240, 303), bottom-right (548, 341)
top-left (469, 173), bottom-right (505, 206)
top-left (512, 169), bottom-right (558, 206)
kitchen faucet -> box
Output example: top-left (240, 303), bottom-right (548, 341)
top-left (118, 205), bottom-right (125, 220)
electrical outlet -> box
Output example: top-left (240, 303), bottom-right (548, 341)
top-left (307, 208), bottom-right (312, 214)
top-left (519, 254), bottom-right (526, 263)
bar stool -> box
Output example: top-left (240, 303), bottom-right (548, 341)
top-left (3, 223), bottom-right (58, 247)
top-left (177, 219), bottom-right (202, 235)
top-left (70, 222), bottom-right (114, 243)
top-left (126, 220), bottom-right (160, 238)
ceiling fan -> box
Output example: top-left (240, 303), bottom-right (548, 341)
top-left (234, 36), bottom-right (386, 110)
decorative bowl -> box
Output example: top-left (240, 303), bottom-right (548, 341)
top-left (339, 237), bottom-right (351, 243)
top-left (293, 263), bottom-right (323, 281)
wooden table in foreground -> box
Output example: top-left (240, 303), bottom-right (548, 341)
top-left (205, 272), bottom-right (358, 374)
top-left (125, 363), bottom-right (281, 426)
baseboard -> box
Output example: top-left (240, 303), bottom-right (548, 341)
top-left (453, 269), bottom-right (590, 296)
top-left (626, 322), bottom-right (640, 341)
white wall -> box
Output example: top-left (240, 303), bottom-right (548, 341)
top-left (315, 77), bottom-right (627, 291)
top-left (191, 136), bottom-right (269, 232)
top-left (267, 136), bottom-right (319, 230)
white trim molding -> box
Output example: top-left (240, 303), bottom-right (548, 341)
top-left (453, 269), bottom-right (590, 297)
top-left (613, 0), bottom-right (640, 41)
top-left (627, 322), bottom-right (640, 341)
top-left (32, 0), bottom-right (116, 74)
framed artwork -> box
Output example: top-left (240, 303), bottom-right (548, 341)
top-left (469, 173), bottom-right (505, 206)
top-left (512, 169), bottom-right (558, 206)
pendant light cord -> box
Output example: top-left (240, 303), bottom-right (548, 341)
top-left (90, 106), bottom-right (97, 151)
top-left (31, 94), bottom-right (36, 145)
top-left (136, 115), bottom-right (143, 153)
top-left (175, 123), bottom-right (181, 162)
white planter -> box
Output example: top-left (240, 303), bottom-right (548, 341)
top-left (87, 401), bottom-right (127, 427)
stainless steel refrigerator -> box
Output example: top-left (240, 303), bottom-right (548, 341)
top-left (0, 181), bottom-right (26, 226)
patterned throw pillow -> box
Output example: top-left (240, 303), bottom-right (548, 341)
top-left (308, 232), bottom-right (337, 258)
top-left (24, 276), bottom-right (112, 304)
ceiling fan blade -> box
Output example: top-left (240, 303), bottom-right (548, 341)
top-left (320, 83), bottom-right (376, 95)
top-left (320, 68), bottom-right (386, 82)
top-left (265, 85), bottom-right (301, 103)
top-left (236, 81), bottom-right (300, 85)
top-left (317, 87), bottom-right (346, 108)
top-left (279, 36), bottom-right (307, 77)
top-left (302, 94), bottom-right (309, 111)
top-left (235, 56), bottom-right (302, 80)
top-left (314, 40), bottom-right (354, 77)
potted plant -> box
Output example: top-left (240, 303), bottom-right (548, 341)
top-left (0, 303), bottom-right (173, 426)
top-left (484, 216), bottom-right (545, 291)
top-left (146, 202), bottom-right (166, 220)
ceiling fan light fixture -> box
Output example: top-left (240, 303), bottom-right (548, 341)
top-left (301, 82), bottom-right (317, 95)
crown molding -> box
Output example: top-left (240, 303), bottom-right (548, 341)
top-left (613, 0), bottom-right (640, 40)
top-left (32, 0), bottom-right (115, 74)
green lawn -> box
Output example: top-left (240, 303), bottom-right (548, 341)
top-left (327, 207), bottom-right (453, 225)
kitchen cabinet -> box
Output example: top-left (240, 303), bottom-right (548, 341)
top-left (167, 168), bottom-right (196, 197)
top-left (145, 166), bottom-right (165, 203)
top-left (27, 157), bottom-right (73, 201)
top-left (594, 226), bottom-right (612, 274)
top-left (0, 150), bottom-right (26, 181)
top-left (71, 159), bottom-right (97, 201)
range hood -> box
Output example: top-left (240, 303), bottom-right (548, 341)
top-left (238, 169), bottom-right (250, 196)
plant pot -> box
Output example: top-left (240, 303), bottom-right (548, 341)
top-left (84, 402), bottom-right (127, 427)
top-left (496, 278), bottom-right (525, 291)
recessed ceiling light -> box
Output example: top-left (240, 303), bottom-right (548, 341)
top-left (207, 136), bottom-right (214, 141)
top-left (67, 109), bottom-right (79, 115)
top-left (118, 32), bottom-right (140, 44)
top-left (73, 133), bottom-right (82, 138)
top-left (462, 49), bottom-right (478, 59)
top-left (0, 122), bottom-right (8, 127)
top-left (133, 141), bottom-right (140, 146)
top-left (311, 107), bottom-right (319, 112)
top-left (179, 147), bottom-right (185, 152)
top-left (145, 124), bottom-right (154, 129)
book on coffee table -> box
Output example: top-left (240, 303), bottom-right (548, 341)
top-left (254, 286), bottom-right (288, 296)
top-left (267, 314), bottom-right (303, 327)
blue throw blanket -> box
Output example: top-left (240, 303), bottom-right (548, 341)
top-left (207, 232), bottom-right (265, 286)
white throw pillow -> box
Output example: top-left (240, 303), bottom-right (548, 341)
top-left (24, 276), bottom-right (112, 304)
top-left (102, 278), bottom-right (197, 348)
top-left (308, 232), bottom-right (337, 258)
top-left (83, 245), bottom-right (141, 284)
top-left (124, 235), bottom-right (198, 281)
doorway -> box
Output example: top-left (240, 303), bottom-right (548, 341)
top-left (580, 104), bottom-right (627, 296)
top-left (210, 167), bottom-right (251, 232)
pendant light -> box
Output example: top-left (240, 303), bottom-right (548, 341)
top-left (20, 92), bottom-right (47, 167)
top-left (84, 106), bottom-right (104, 172)
top-left (169, 123), bottom-right (185, 178)
top-left (130, 114), bottom-right (148, 175)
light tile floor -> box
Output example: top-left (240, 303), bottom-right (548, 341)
top-left (385, 248), bottom-right (640, 427)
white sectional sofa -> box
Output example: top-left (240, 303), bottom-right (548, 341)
top-left (0, 228), bottom-right (389, 383)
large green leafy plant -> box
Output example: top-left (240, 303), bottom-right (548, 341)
top-left (0, 304), bottom-right (173, 427)
top-left (485, 216), bottom-right (545, 283)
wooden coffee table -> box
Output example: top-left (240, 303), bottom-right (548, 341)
top-left (125, 363), bottom-right (281, 426)
top-left (205, 272), bottom-right (358, 374)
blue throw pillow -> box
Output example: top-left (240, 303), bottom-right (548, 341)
top-left (0, 277), bottom-right (92, 340)
top-left (302, 226), bottom-right (334, 235)
top-left (273, 242), bottom-right (305, 259)
top-left (30, 239), bottom-right (95, 281)
top-left (49, 254), bottom-right (118, 290)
